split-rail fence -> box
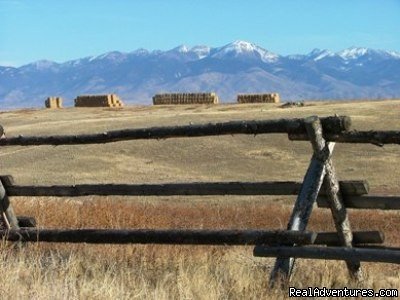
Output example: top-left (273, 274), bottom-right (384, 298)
top-left (0, 115), bottom-right (399, 287)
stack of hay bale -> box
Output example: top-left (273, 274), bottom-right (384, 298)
top-left (237, 93), bottom-right (280, 104)
top-left (74, 94), bottom-right (124, 107)
top-left (45, 97), bottom-right (63, 108)
top-left (153, 93), bottom-right (219, 105)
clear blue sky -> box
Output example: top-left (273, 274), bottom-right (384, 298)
top-left (1, 0), bottom-right (400, 66)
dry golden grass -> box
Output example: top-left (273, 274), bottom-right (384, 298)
top-left (3, 197), bottom-right (400, 299)
top-left (0, 100), bottom-right (400, 299)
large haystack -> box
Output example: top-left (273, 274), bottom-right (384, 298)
top-left (74, 94), bottom-right (124, 107)
top-left (153, 93), bottom-right (219, 105)
top-left (45, 97), bottom-right (63, 108)
top-left (237, 93), bottom-right (280, 104)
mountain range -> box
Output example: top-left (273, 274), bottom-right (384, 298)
top-left (1, 40), bottom-right (400, 108)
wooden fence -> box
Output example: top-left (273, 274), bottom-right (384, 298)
top-left (0, 115), bottom-right (399, 287)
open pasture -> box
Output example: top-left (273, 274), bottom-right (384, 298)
top-left (0, 100), bottom-right (400, 299)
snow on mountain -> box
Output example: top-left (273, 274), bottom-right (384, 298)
top-left (190, 45), bottom-right (211, 59)
top-left (64, 57), bottom-right (93, 66)
top-left (87, 51), bottom-right (128, 63)
top-left (1, 41), bottom-right (400, 108)
top-left (387, 50), bottom-right (400, 59)
top-left (286, 54), bottom-right (307, 60)
top-left (211, 40), bottom-right (279, 62)
top-left (307, 49), bottom-right (336, 61)
top-left (337, 47), bottom-right (400, 60)
top-left (21, 59), bottom-right (59, 70)
top-left (85, 49), bottom-right (150, 63)
top-left (170, 45), bottom-right (190, 53)
top-left (217, 40), bottom-right (258, 54)
top-left (338, 47), bottom-right (369, 59)
top-left (131, 48), bottom-right (149, 56)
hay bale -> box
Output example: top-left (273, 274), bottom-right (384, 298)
top-left (45, 97), bottom-right (63, 109)
top-left (237, 93), bottom-right (280, 104)
top-left (152, 93), bottom-right (219, 105)
top-left (74, 94), bottom-right (124, 107)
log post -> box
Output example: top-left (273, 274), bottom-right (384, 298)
top-left (265, 116), bottom-right (335, 286)
top-left (0, 176), bottom-right (20, 229)
top-left (307, 117), bottom-right (363, 281)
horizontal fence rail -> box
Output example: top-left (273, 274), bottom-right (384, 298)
top-left (0, 116), bottom-right (350, 146)
top-left (1, 179), bottom-right (369, 197)
top-left (0, 229), bottom-right (383, 245)
top-left (314, 231), bottom-right (384, 246)
top-left (289, 131), bottom-right (400, 145)
top-left (2, 229), bottom-right (317, 245)
top-left (317, 195), bottom-right (400, 210)
top-left (254, 246), bottom-right (400, 264)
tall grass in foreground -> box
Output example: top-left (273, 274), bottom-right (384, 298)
top-left (0, 244), bottom-right (399, 299)
top-left (0, 197), bottom-right (398, 299)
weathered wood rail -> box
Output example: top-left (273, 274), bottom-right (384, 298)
top-left (0, 229), bottom-right (317, 245)
top-left (317, 195), bottom-right (400, 210)
top-left (254, 246), bottom-right (400, 264)
top-left (0, 178), bottom-right (368, 197)
top-left (289, 130), bottom-right (400, 145)
top-left (0, 115), bottom-right (399, 289)
top-left (0, 229), bottom-right (383, 245)
top-left (0, 116), bottom-right (350, 145)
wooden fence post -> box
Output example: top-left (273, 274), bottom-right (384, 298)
top-left (0, 176), bottom-right (20, 229)
top-left (265, 116), bottom-right (334, 286)
top-left (307, 117), bottom-right (363, 281)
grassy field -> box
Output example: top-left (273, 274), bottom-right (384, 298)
top-left (0, 100), bottom-right (400, 299)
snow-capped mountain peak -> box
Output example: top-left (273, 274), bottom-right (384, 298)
top-left (190, 45), bottom-right (211, 59)
top-left (171, 45), bottom-right (190, 53)
top-left (88, 51), bottom-right (127, 62)
top-left (337, 47), bottom-right (400, 60)
top-left (29, 60), bottom-right (58, 69)
top-left (387, 50), bottom-right (400, 59)
top-left (18, 60), bottom-right (59, 72)
top-left (212, 40), bottom-right (279, 62)
top-left (308, 49), bottom-right (335, 61)
top-left (221, 40), bottom-right (259, 53)
top-left (131, 48), bottom-right (149, 56)
top-left (338, 47), bottom-right (370, 60)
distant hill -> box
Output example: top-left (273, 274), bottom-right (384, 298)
top-left (1, 40), bottom-right (400, 108)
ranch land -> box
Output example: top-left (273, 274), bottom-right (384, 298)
top-left (0, 99), bottom-right (400, 299)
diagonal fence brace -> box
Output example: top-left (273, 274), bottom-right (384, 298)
top-left (256, 116), bottom-right (362, 286)
top-left (307, 116), bottom-right (363, 281)
top-left (261, 117), bottom-right (334, 286)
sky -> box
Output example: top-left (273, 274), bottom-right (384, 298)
top-left (1, 0), bottom-right (400, 66)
